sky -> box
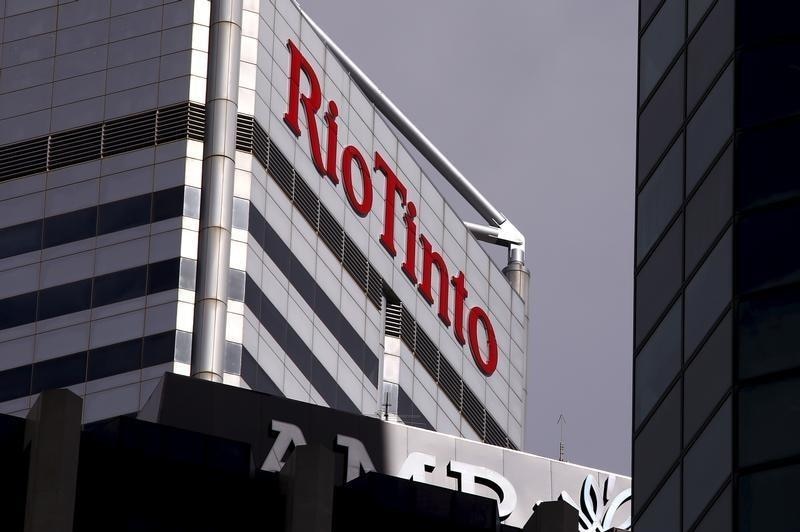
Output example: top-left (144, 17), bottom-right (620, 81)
top-left (297, 0), bottom-right (638, 475)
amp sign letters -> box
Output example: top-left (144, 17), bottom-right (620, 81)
top-left (283, 40), bottom-right (499, 376)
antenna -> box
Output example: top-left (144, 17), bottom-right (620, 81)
top-left (557, 414), bottom-right (567, 462)
top-left (381, 392), bottom-right (392, 421)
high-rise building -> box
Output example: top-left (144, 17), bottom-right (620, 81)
top-left (635, 1), bottom-right (800, 530)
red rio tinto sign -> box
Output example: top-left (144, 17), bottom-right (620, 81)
top-left (282, 40), bottom-right (499, 376)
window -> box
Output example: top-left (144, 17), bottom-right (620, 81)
top-left (0, 291), bottom-right (37, 330)
top-left (684, 228), bottom-right (731, 355)
top-left (737, 203), bottom-right (800, 294)
top-left (179, 258), bottom-right (196, 291)
top-left (637, 137), bottom-right (683, 263)
top-left (228, 269), bottom-right (245, 302)
top-left (634, 384), bottom-right (681, 514)
top-left (143, 331), bottom-right (176, 367)
top-left (37, 279), bottom-right (92, 321)
top-left (739, 286), bottom-right (800, 379)
top-left (739, 375), bottom-right (800, 468)
top-left (147, 258), bottom-right (181, 294)
top-left (737, 3), bottom-right (800, 47)
top-left (635, 298), bottom-right (681, 428)
top-left (88, 339), bottom-right (142, 381)
top-left (43, 207), bottom-right (96, 248)
top-left (737, 119), bottom-right (800, 210)
top-left (739, 463), bottom-right (800, 532)
top-left (738, 44), bottom-right (800, 129)
top-left (695, 484), bottom-right (731, 532)
top-left (635, 218), bottom-right (683, 346)
top-left (688, 0), bottom-right (715, 32)
top-left (685, 145), bottom-right (732, 271)
top-left (151, 186), bottom-right (184, 222)
top-left (638, 56), bottom-right (685, 182)
top-left (0, 365), bottom-right (32, 402)
top-left (684, 311), bottom-right (732, 442)
top-left (31, 352), bottom-right (87, 394)
top-left (686, 64), bottom-right (733, 191)
top-left (634, 467), bottom-right (680, 532)
top-left (639, 0), bottom-right (685, 103)
top-left (97, 193), bottom-right (151, 235)
top-left (640, 0), bottom-right (664, 30)
top-left (0, 219), bottom-right (42, 259)
top-left (92, 266), bottom-right (147, 307)
top-left (683, 398), bottom-right (732, 530)
top-left (687, 0), bottom-right (734, 110)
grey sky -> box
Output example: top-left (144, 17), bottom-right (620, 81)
top-left (297, 0), bottom-right (637, 474)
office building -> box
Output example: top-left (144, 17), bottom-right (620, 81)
top-left (635, 0), bottom-right (800, 530)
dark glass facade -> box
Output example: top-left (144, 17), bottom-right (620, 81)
top-left (635, 1), bottom-right (800, 530)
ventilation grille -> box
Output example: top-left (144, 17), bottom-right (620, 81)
top-left (236, 114), bottom-right (254, 152)
top-left (318, 204), bottom-right (344, 257)
top-left (387, 300), bottom-right (515, 449)
top-left (366, 265), bottom-right (384, 309)
top-left (0, 102), bottom-right (206, 184)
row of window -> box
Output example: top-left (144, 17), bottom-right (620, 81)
top-left (0, 185), bottom-right (195, 260)
top-left (0, 330), bottom-right (176, 403)
top-left (0, 257), bottom-right (189, 331)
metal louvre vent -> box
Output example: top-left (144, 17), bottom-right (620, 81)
top-left (462, 386), bottom-right (486, 438)
top-left (366, 265), bottom-right (384, 310)
top-left (157, 103), bottom-right (191, 144)
top-left (252, 120), bottom-right (270, 167)
top-left (186, 103), bottom-right (206, 141)
top-left (268, 143), bottom-right (294, 197)
top-left (318, 204), bottom-right (344, 258)
top-left (236, 114), bottom-right (254, 152)
top-left (0, 137), bottom-right (48, 180)
top-left (293, 175), bottom-right (319, 228)
top-left (414, 328), bottom-right (440, 381)
top-left (103, 110), bottom-right (157, 156)
top-left (343, 235), bottom-right (369, 291)
top-left (485, 415), bottom-right (509, 447)
top-left (49, 123), bottom-right (103, 169)
top-left (400, 306), bottom-right (416, 350)
top-left (438, 361), bottom-right (462, 410)
top-left (385, 302), bottom-right (402, 338)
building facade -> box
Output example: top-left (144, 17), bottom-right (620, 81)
top-left (635, 0), bottom-right (800, 530)
top-left (0, 0), bottom-right (527, 449)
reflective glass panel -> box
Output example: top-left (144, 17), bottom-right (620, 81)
top-left (695, 483), bottom-right (731, 532)
top-left (43, 207), bottom-right (96, 248)
top-left (686, 64), bottom-right (733, 191)
top-left (738, 2), bottom-right (800, 47)
top-left (639, 0), bottom-right (685, 103)
top-left (638, 56), bottom-right (685, 182)
top-left (739, 44), bottom-right (800, 129)
top-left (737, 203), bottom-right (800, 293)
top-left (31, 352), bottom-right (87, 393)
top-left (634, 466), bottom-right (680, 532)
top-left (87, 339), bottom-right (142, 380)
top-left (0, 220), bottom-right (42, 259)
top-left (739, 375), bottom-right (800, 468)
top-left (637, 137), bottom-right (683, 263)
top-left (688, 0), bottom-right (714, 32)
top-left (739, 463), bottom-right (800, 532)
top-left (37, 279), bottom-right (92, 321)
top-left (684, 228), bottom-right (731, 355)
top-left (683, 397), bottom-right (732, 530)
top-left (687, 0), bottom-right (734, 110)
top-left (739, 286), bottom-right (800, 379)
top-left (737, 120), bottom-right (800, 210)
top-left (635, 298), bottom-right (681, 428)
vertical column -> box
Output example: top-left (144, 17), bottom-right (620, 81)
top-left (280, 444), bottom-right (335, 532)
top-left (191, 0), bottom-right (243, 382)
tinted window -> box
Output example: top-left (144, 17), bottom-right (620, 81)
top-left (0, 219), bottom-right (42, 259)
top-left (737, 120), bottom-right (800, 210)
top-left (685, 229), bottom-right (731, 355)
top-left (232, 197), bottom-right (249, 230)
top-left (633, 384), bottom-right (681, 513)
top-left (228, 269), bottom-right (245, 302)
top-left (687, 0), bottom-right (734, 110)
top-left (739, 286), bottom-right (800, 379)
top-left (738, 2), bottom-right (800, 47)
top-left (739, 464), bottom-right (800, 532)
top-left (639, 0), bottom-right (685, 103)
top-left (87, 339), bottom-right (142, 381)
top-left (684, 311), bottom-right (732, 441)
top-left (37, 279), bottom-right (92, 321)
top-left (739, 376), bottom-right (800, 468)
top-left (686, 64), bottom-right (733, 191)
top-left (638, 56), bottom-right (685, 182)
top-left (147, 258), bottom-right (180, 294)
top-left (0, 291), bottom-right (37, 330)
top-left (640, 0), bottom-right (664, 30)
top-left (248, 203), bottom-right (266, 249)
top-left (151, 186), bottom-right (184, 222)
top-left (244, 275), bottom-right (261, 317)
top-left (635, 218), bottom-right (683, 346)
top-left (695, 484), bottom-right (732, 532)
top-left (92, 265), bottom-right (147, 307)
top-left (685, 145), bottom-right (732, 271)
top-left (637, 137), bottom-right (683, 263)
top-left (224, 341), bottom-right (241, 375)
top-left (0, 365), bottom-right (32, 402)
top-left (739, 44), bottom-right (800, 129)
top-left (737, 203), bottom-right (800, 293)
top-left (184, 186), bottom-right (201, 219)
top-left (635, 298), bottom-right (681, 428)
top-left (683, 398), bottom-right (732, 530)
top-left (688, 0), bottom-right (714, 32)
top-left (97, 194), bottom-right (151, 235)
top-left (634, 468), bottom-right (679, 532)
top-left (174, 330), bottom-right (191, 365)
top-left (31, 351), bottom-right (87, 393)
top-left (143, 330), bottom-right (176, 367)
top-left (179, 258), bottom-right (196, 291)
top-left (43, 207), bottom-right (96, 248)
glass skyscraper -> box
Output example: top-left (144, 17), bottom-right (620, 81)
top-left (635, 0), bottom-right (800, 530)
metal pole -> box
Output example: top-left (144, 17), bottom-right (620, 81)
top-left (190, 0), bottom-right (242, 382)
